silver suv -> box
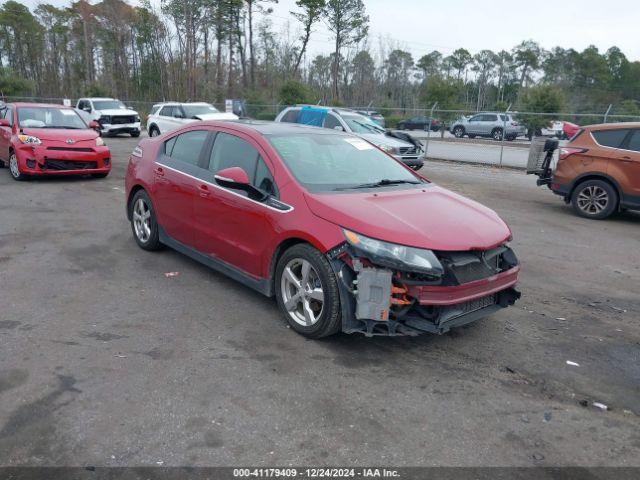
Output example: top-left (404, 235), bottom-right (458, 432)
top-left (450, 113), bottom-right (525, 141)
top-left (275, 106), bottom-right (424, 169)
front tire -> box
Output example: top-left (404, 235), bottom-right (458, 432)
top-left (275, 244), bottom-right (341, 339)
top-left (571, 179), bottom-right (618, 220)
top-left (8, 153), bottom-right (26, 181)
top-left (149, 126), bottom-right (161, 137)
top-left (130, 190), bottom-right (161, 250)
top-left (453, 126), bottom-right (465, 138)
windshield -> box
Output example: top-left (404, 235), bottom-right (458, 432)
top-left (267, 133), bottom-right (422, 193)
top-left (18, 107), bottom-right (87, 129)
top-left (341, 114), bottom-right (386, 134)
top-left (183, 104), bottom-right (220, 118)
top-left (93, 100), bottom-right (126, 110)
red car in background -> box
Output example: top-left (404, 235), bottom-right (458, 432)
top-left (0, 102), bottom-right (111, 181)
top-left (125, 121), bottom-right (521, 338)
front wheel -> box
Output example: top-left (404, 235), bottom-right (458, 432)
top-left (130, 190), bottom-right (161, 250)
top-left (8, 153), bottom-right (26, 181)
top-left (149, 126), bottom-right (160, 137)
top-left (453, 126), bottom-right (465, 138)
top-left (275, 244), bottom-right (342, 338)
top-left (131, 131), bottom-right (140, 138)
top-left (571, 179), bottom-right (618, 220)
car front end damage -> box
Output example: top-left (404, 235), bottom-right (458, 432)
top-left (327, 230), bottom-right (520, 336)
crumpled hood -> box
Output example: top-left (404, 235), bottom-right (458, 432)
top-left (21, 128), bottom-right (98, 142)
top-left (358, 132), bottom-right (412, 148)
top-left (305, 185), bottom-right (511, 251)
top-left (194, 112), bottom-right (239, 121)
top-left (96, 108), bottom-right (139, 117)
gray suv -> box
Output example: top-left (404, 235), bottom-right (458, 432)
top-left (450, 113), bottom-right (525, 141)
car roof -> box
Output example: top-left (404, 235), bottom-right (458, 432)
top-left (85, 97), bottom-right (117, 101)
top-left (582, 122), bottom-right (640, 130)
top-left (7, 102), bottom-right (74, 109)
top-left (200, 119), bottom-right (350, 136)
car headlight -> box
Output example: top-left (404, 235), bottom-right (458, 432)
top-left (96, 137), bottom-right (105, 146)
top-left (343, 229), bottom-right (444, 276)
top-left (379, 144), bottom-right (398, 154)
top-left (134, 115), bottom-right (140, 122)
top-left (18, 134), bottom-right (41, 145)
top-left (99, 115), bottom-right (111, 124)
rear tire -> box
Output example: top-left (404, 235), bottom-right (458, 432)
top-left (130, 190), bottom-right (161, 250)
top-left (275, 244), bottom-right (341, 339)
top-left (571, 179), bottom-right (618, 220)
top-left (8, 152), bottom-right (26, 181)
top-left (468, 134), bottom-right (476, 139)
top-left (492, 128), bottom-right (504, 141)
top-left (453, 126), bottom-right (465, 138)
top-left (131, 131), bottom-right (140, 138)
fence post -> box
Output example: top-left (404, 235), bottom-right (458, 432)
top-left (603, 104), bottom-right (612, 123)
top-left (424, 102), bottom-right (438, 159)
top-left (498, 104), bottom-right (512, 168)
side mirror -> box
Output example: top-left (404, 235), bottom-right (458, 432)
top-left (215, 166), bottom-right (267, 201)
top-left (88, 120), bottom-right (100, 130)
top-left (0, 119), bottom-right (10, 127)
top-left (333, 125), bottom-right (344, 131)
top-left (83, 106), bottom-right (91, 113)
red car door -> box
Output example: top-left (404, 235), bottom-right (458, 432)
top-left (0, 106), bottom-right (14, 161)
top-left (153, 129), bottom-right (211, 247)
top-left (193, 130), bottom-right (280, 278)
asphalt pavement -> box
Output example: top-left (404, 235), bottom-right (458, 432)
top-left (0, 135), bottom-right (638, 467)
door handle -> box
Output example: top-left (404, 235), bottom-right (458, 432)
top-left (619, 156), bottom-right (633, 162)
top-left (154, 167), bottom-right (165, 176)
top-left (198, 184), bottom-right (210, 197)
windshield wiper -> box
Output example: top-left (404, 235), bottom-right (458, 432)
top-left (353, 120), bottom-right (384, 133)
top-left (335, 179), bottom-right (422, 191)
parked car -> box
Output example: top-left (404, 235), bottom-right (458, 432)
top-left (450, 113), bottom-right (525, 141)
top-left (529, 122), bottom-right (640, 219)
top-left (562, 121), bottom-right (581, 140)
top-left (355, 110), bottom-right (385, 127)
top-left (76, 97), bottom-right (141, 137)
top-left (125, 121), bottom-right (521, 338)
top-left (275, 106), bottom-right (424, 170)
top-left (147, 102), bottom-right (238, 137)
top-left (0, 102), bottom-right (111, 181)
top-left (397, 116), bottom-right (442, 132)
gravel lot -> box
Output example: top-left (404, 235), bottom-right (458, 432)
top-left (0, 135), bottom-right (639, 467)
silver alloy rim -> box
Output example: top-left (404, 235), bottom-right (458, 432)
top-left (9, 154), bottom-right (19, 178)
top-left (151, 128), bottom-right (159, 137)
top-left (455, 128), bottom-right (463, 137)
top-left (577, 186), bottom-right (609, 215)
top-left (133, 198), bottom-right (152, 242)
top-left (280, 258), bottom-right (324, 327)
top-left (494, 130), bottom-right (502, 140)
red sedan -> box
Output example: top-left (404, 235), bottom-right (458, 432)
top-left (0, 102), bottom-right (111, 181)
top-left (125, 121), bottom-right (520, 338)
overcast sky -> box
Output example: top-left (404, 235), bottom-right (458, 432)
top-left (23, 0), bottom-right (640, 61)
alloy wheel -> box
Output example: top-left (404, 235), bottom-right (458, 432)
top-left (132, 198), bottom-right (152, 242)
top-left (577, 186), bottom-right (609, 215)
top-left (280, 258), bottom-right (325, 327)
top-left (9, 154), bottom-right (20, 179)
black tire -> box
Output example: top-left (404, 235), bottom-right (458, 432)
top-left (453, 126), bottom-right (465, 138)
top-left (8, 152), bottom-right (26, 181)
top-left (92, 172), bottom-right (109, 179)
top-left (149, 126), bottom-right (161, 137)
top-left (571, 179), bottom-right (618, 220)
top-left (468, 134), bottom-right (476, 139)
top-left (492, 128), bottom-right (504, 141)
top-left (275, 244), bottom-right (342, 339)
top-left (0, 159), bottom-right (4, 168)
top-left (129, 190), bottom-right (161, 250)
top-left (131, 131), bottom-right (140, 138)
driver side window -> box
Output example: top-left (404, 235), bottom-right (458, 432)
top-left (323, 114), bottom-right (343, 130)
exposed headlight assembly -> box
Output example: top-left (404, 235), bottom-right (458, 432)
top-left (343, 229), bottom-right (444, 277)
top-left (18, 134), bottom-right (41, 145)
top-left (378, 144), bottom-right (397, 154)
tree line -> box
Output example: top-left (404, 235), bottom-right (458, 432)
top-left (0, 0), bottom-right (638, 118)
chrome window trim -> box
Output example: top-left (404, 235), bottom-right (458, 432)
top-left (154, 161), bottom-right (294, 214)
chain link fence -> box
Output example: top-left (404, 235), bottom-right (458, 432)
top-left (3, 95), bottom-right (638, 169)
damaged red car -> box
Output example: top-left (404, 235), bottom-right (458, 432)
top-left (0, 102), bottom-right (111, 181)
top-left (125, 121), bottom-right (520, 338)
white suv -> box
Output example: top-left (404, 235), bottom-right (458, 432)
top-left (146, 102), bottom-right (238, 137)
top-left (76, 98), bottom-right (141, 137)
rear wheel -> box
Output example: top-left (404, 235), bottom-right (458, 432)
top-left (8, 152), bottom-right (26, 181)
top-left (130, 190), bottom-right (161, 250)
top-left (453, 126), bottom-right (465, 138)
top-left (275, 244), bottom-right (341, 338)
top-left (131, 131), bottom-right (140, 138)
top-left (571, 179), bottom-right (618, 220)
top-left (492, 128), bottom-right (504, 141)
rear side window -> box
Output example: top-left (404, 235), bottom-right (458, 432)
top-left (280, 109), bottom-right (299, 123)
top-left (626, 130), bottom-right (640, 152)
top-left (483, 114), bottom-right (498, 122)
top-left (592, 129), bottom-right (630, 148)
top-left (323, 114), bottom-right (342, 130)
top-left (166, 130), bottom-right (208, 165)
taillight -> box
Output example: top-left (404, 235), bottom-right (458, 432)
top-left (559, 147), bottom-right (588, 160)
